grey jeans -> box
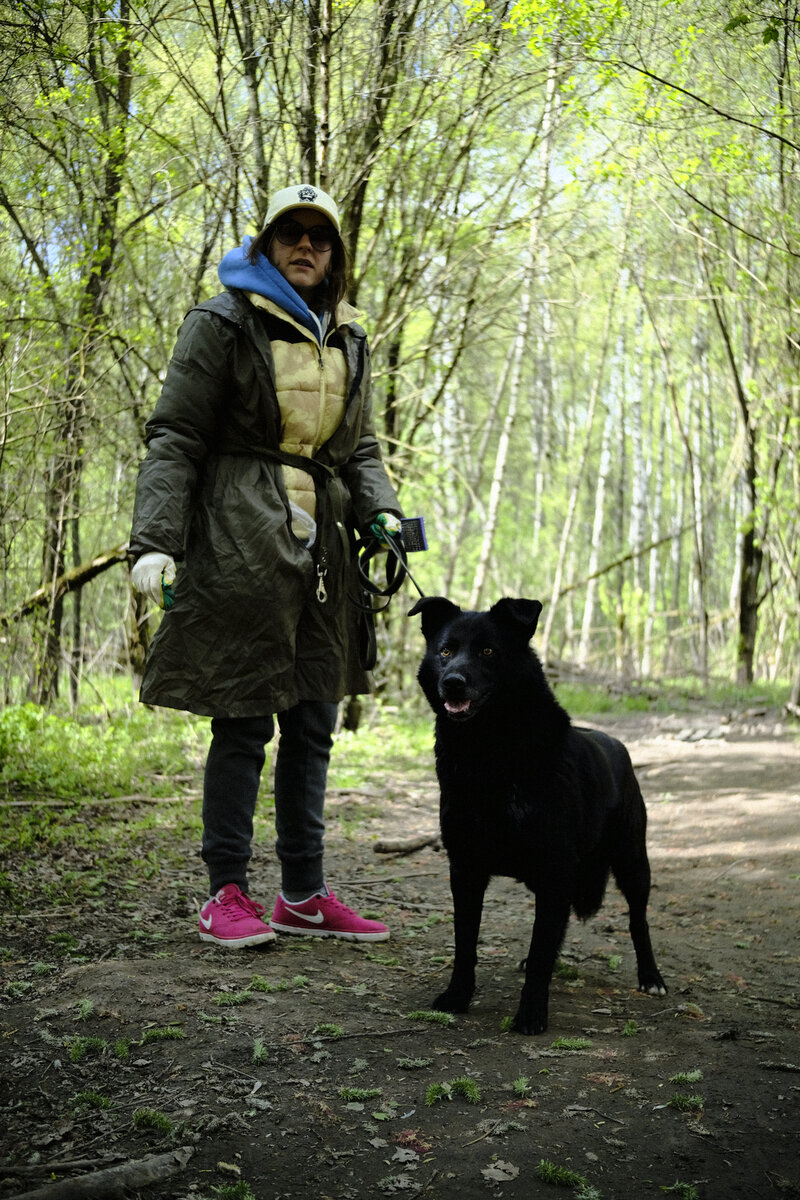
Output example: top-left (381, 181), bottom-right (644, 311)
top-left (201, 700), bottom-right (338, 897)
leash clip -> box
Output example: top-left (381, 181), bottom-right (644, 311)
top-left (316, 565), bottom-right (328, 603)
top-left (316, 546), bottom-right (329, 603)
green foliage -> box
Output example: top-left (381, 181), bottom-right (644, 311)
top-left (312, 1023), bottom-right (345, 1039)
top-left (661, 1184), bottom-right (699, 1200)
top-left (252, 1038), bottom-right (268, 1065)
top-left (550, 1037), bottom-right (592, 1051)
top-left (670, 1069), bottom-right (703, 1085)
top-left (669, 1094), bottom-right (705, 1113)
top-left (621, 1020), bottom-right (638, 1037)
top-left (210, 1183), bottom-right (256, 1200)
top-left (424, 1076), bottom-right (481, 1106)
top-left (0, 703), bottom-right (204, 801)
top-left (74, 998), bottom-right (95, 1021)
top-left (536, 1159), bottom-right (588, 1187)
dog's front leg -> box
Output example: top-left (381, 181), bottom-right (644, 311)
top-left (432, 863), bottom-right (489, 1014)
top-left (514, 893), bottom-right (571, 1035)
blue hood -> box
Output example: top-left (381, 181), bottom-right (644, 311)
top-left (218, 238), bottom-right (325, 343)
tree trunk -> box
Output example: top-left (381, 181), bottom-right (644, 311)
top-left (35, 1), bottom-right (133, 704)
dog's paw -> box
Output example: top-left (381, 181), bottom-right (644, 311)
top-left (432, 988), bottom-right (472, 1014)
top-left (638, 971), bottom-right (667, 996)
top-left (511, 1005), bottom-right (548, 1036)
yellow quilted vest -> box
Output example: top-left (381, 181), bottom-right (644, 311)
top-left (247, 292), bottom-right (348, 537)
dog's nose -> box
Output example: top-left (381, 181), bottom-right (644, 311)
top-left (441, 672), bottom-right (467, 696)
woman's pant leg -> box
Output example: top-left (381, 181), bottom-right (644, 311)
top-left (274, 700), bottom-right (338, 896)
top-left (202, 714), bottom-right (274, 895)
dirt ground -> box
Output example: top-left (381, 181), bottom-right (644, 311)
top-left (1, 706), bottom-right (799, 1200)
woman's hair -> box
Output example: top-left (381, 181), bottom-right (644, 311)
top-left (247, 221), bottom-right (350, 318)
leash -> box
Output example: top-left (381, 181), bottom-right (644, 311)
top-left (352, 530), bottom-right (426, 612)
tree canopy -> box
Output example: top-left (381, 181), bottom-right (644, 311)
top-left (1, 0), bottom-right (798, 707)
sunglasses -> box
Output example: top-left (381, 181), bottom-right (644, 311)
top-left (274, 219), bottom-right (335, 252)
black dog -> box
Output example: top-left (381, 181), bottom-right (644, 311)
top-left (409, 595), bottom-right (667, 1035)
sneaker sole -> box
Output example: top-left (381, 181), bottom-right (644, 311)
top-left (198, 930), bottom-right (277, 948)
top-left (269, 922), bottom-right (389, 942)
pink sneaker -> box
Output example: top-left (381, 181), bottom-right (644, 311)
top-left (270, 890), bottom-right (389, 942)
top-left (198, 884), bottom-right (277, 948)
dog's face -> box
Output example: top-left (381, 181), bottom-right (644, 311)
top-left (409, 597), bottom-right (543, 722)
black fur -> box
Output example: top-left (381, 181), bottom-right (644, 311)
top-left (409, 595), bottom-right (667, 1035)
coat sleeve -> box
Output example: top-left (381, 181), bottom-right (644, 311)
top-left (129, 310), bottom-right (232, 561)
top-left (339, 343), bottom-right (402, 530)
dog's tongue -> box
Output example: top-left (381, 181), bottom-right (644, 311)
top-left (445, 699), bottom-right (471, 714)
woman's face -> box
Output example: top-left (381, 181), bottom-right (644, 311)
top-left (268, 208), bottom-right (334, 302)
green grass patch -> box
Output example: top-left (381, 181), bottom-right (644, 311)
top-left (72, 1090), bottom-right (112, 1110)
top-left (669, 1069), bottom-right (703, 1085)
top-left (213, 990), bottom-right (252, 1007)
top-left (425, 1077), bottom-right (481, 1106)
top-left (0, 702), bottom-right (209, 910)
top-left (64, 1035), bottom-right (109, 1063)
top-left (669, 1093), bottom-right (705, 1113)
top-left (339, 1086), bottom-right (382, 1102)
top-left (535, 1158), bottom-right (588, 1187)
top-left (550, 1036), bottom-right (592, 1051)
top-left (328, 713), bottom-right (434, 789)
top-left (661, 1184), bottom-right (699, 1199)
top-left (406, 1009), bottom-right (456, 1026)
top-left (211, 1183), bottom-right (256, 1200)
top-left (140, 1026), bottom-right (186, 1044)
top-left (249, 973), bottom-right (308, 993)
top-left (132, 1107), bottom-right (175, 1137)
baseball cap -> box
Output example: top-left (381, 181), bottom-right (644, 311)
top-left (264, 184), bottom-right (341, 232)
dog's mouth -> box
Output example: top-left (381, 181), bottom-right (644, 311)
top-left (441, 696), bottom-right (485, 721)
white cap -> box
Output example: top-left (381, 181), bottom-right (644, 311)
top-left (264, 184), bottom-right (340, 232)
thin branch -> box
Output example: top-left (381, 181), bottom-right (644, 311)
top-left (607, 55), bottom-right (800, 153)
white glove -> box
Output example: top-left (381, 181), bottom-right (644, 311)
top-left (131, 552), bottom-right (176, 609)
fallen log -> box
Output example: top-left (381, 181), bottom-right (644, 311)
top-left (7, 1146), bottom-right (193, 1200)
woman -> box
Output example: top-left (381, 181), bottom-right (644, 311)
top-left (130, 183), bottom-right (402, 948)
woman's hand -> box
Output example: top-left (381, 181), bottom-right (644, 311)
top-left (131, 552), bottom-right (177, 609)
top-left (369, 513), bottom-right (402, 547)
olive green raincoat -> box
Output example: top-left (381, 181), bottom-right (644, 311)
top-left (129, 289), bottom-right (401, 718)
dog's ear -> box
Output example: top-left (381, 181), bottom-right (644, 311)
top-left (408, 596), bottom-right (462, 640)
top-left (489, 598), bottom-right (543, 640)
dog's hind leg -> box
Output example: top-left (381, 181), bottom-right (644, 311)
top-left (432, 864), bottom-right (489, 1014)
top-left (612, 851), bottom-right (667, 996)
top-left (514, 893), bottom-right (571, 1035)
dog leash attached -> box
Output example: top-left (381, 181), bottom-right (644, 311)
top-left (353, 529), bottom-right (426, 609)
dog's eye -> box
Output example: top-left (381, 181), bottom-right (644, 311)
top-left (481, 647), bottom-right (494, 657)
top-left (440, 646), bottom-right (452, 658)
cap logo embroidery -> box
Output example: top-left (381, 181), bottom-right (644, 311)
top-left (298, 186), bottom-right (318, 202)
